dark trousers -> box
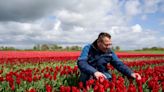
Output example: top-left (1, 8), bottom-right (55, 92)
top-left (79, 57), bottom-right (112, 85)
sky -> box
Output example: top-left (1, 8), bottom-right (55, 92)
top-left (0, 0), bottom-right (164, 50)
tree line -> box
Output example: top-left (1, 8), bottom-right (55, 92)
top-left (33, 44), bottom-right (82, 51)
top-left (135, 47), bottom-right (164, 51)
top-left (0, 44), bottom-right (82, 51)
top-left (0, 44), bottom-right (122, 51)
top-left (1, 44), bottom-right (163, 51)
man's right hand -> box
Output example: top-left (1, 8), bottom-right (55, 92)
top-left (94, 71), bottom-right (107, 79)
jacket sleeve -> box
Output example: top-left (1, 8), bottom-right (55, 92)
top-left (77, 44), bottom-right (97, 75)
top-left (110, 51), bottom-right (133, 77)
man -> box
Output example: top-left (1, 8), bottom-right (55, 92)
top-left (77, 32), bottom-right (141, 84)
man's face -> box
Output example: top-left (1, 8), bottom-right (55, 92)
top-left (98, 37), bottom-right (112, 52)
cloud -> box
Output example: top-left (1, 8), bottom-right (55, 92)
top-left (159, 2), bottom-right (164, 12)
top-left (131, 24), bottom-right (142, 32)
top-left (0, 0), bottom-right (82, 22)
top-left (125, 0), bottom-right (141, 16)
top-left (143, 0), bottom-right (163, 14)
top-left (0, 0), bottom-right (163, 50)
top-left (160, 19), bottom-right (164, 26)
top-left (141, 15), bottom-right (147, 20)
top-left (110, 25), bottom-right (163, 50)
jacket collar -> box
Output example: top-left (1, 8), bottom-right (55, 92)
top-left (91, 39), bottom-right (112, 54)
top-left (91, 39), bottom-right (104, 54)
top-left (92, 39), bottom-right (98, 50)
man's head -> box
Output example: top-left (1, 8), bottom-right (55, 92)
top-left (97, 32), bottom-right (112, 52)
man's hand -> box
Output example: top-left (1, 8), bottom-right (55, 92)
top-left (94, 71), bottom-right (107, 79)
top-left (131, 73), bottom-right (141, 80)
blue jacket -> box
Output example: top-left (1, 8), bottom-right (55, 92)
top-left (77, 40), bottom-right (133, 79)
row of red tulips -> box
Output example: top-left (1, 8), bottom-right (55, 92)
top-left (0, 51), bottom-right (164, 92)
top-left (1, 51), bottom-right (164, 63)
top-left (0, 58), bottom-right (163, 92)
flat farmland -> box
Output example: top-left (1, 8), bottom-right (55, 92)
top-left (0, 51), bottom-right (164, 92)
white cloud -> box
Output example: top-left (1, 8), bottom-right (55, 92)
top-left (143, 0), bottom-right (162, 13)
top-left (53, 20), bottom-right (61, 31)
top-left (160, 19), bottom-right (164, 26)
top-left (131, 24), bottom-right (142, 32)
top-left (159, 2), bottom-right (164, 12)
top-left (0, 0), bottom-right (163, 50)
top-left (125, 0), bottom-right (141, 16)
top-left (57, 10), bottom-right (84, 24)
top-left (109, 25), bottom-right (163, 50)
top-left (141, 15), bottom-right (147, 20)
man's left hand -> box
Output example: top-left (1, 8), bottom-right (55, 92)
top-left (131, 73), bottom-right (141, 80)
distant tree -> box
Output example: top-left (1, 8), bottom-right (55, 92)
top-left (161, 48), bottom-right (164, 50)
top-left (33, 44), bottom-right (41, 50)
top-left (70, 46), bottom-right (82, 51)
top-left (65, 46), bottom-right (71, 51)
top-left (64, 46), bottom-right (82, 51)
top-left (58, 46), bottom-right (62, 50)
top-left (151, 47), bottom-right (158, 50)
top-left (0, 46), bottom-right (16, 50)
top-left (141, 47), bottom-right (164, 51)
top-left (111, 46), bottom-right (115, 51)
top-left (33, 46), bottom-right (37, 50)
top-left (115, 46), bottom-right (120, 51)
top-left (50, 44), bottom-right (62, 50)
top-left (36, 44), bottom-right (41, 50)
top-left (41, 44), bottom-right (49, 50)
top-left (0, 46), bottom-right (4, 50)
top-left (142, 47), bottom-right (149, 50)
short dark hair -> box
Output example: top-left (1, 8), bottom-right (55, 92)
top-left (98, 32), bottom-right (111, 42)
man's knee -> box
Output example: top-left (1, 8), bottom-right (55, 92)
top-left (79, 72), bottom-right (92, 84)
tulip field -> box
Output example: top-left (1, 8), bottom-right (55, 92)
top-left (0, 51), bottom-right (164, 92)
